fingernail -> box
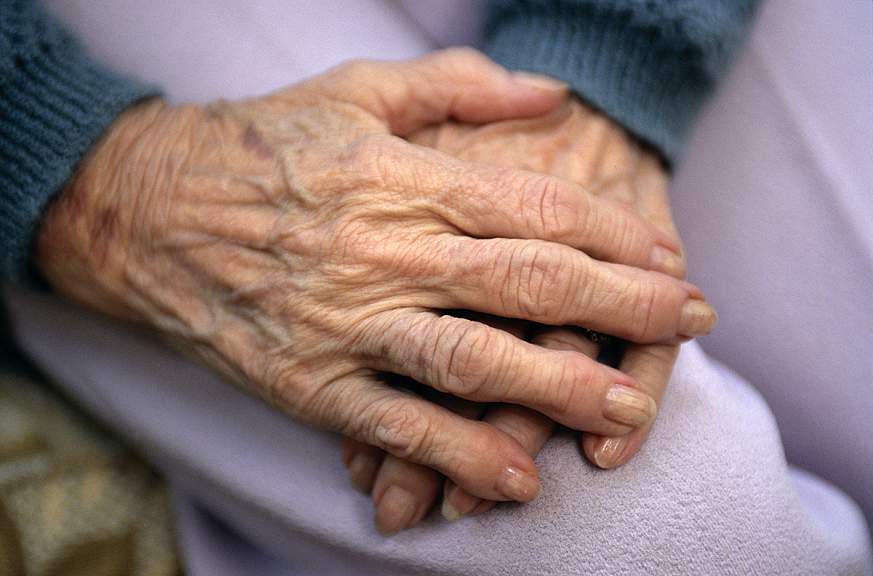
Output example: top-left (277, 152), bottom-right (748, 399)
top-left (592, 436), bottom-right (628, 469)
top-left (441, 483), bottom-right (481, 522)
top-left (650, 245), bottom-right (685, 277)
top-left (679, 300), bottom-right (718, 337)
top-left (511, 71), bottom-right (569, 92)
top-left (441, 497), bottom-right (464, 522)
top-left (497, 466), bottom-right (540, 503)
top-left (603, 385), bottom-right (657, 427)
top-left (375, 485), bottom-right (418, 536)
top-left (347, 452), bottom-right (377, 493)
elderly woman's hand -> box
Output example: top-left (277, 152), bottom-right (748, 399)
top-left (342, 98), bottom-right (704, 534)
top-left (36, 50), bottom-right (713, 507)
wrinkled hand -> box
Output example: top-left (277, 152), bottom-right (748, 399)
top-left (342, 99), bottom-right (707, 533)
top-left (37, 49), bottom-right (713, 514)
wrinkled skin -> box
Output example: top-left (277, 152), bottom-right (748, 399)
top-left (342, 99), bottom-right (694, 534)
top-left (36, 50), bottom-right (715, 516)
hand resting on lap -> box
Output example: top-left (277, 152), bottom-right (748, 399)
top-left (34, 49), bottom-right (714, 516)
top-left (342, 98), bottom-right (702, 533)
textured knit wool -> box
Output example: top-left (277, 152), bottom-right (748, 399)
top-left (0, 0), bottom-right (156, 283)
top-left (1, 0), bottom-right (756, 284)
top-left (484, 0), bottom-right (758, 161)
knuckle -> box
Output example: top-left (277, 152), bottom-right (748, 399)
top-left (594, 202), bottom-right (652, 266)
top-left (626, 279), bottom-right (662, 341)
top-left (611, 211), bottom-right (646, 262)
top-left (541, 357), bottom-right (587, 417)
top-left (581, 195), bottom-right (650, 264)
top-left (571, 281), bottom-right (606, 331)
top-left (436, 319), bottom-right (497, 397)
top-left (506, 243), bottom-right (576, 321)
top-left (521, 176), bottom-right (580, 240)
top-left (576, 191), bottom-right (603, 241)
top-left (377, 312), bottom-right (428, 369)
top-left (608, 212), bottom-right (635, 258)
top-left (372, 401), bottom-right (432, 460)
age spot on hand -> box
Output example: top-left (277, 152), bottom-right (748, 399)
top-left (241, 123), bottom-right (275, 160)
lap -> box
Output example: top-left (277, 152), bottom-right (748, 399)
top-left (7, 289), bottom-right (870, 575)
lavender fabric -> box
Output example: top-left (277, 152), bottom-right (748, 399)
top-left (7, 0), bottom-right (872, 574)
top-left (670, 0), bottom-right (873, 524)
top-left (8, 290), bottom-right (870, 575)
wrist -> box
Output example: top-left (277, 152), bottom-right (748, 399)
top-left (35, 98), bottom-right (189, 318)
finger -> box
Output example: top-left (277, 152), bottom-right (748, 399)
top-left (589, 147), bottom-right (687, 278)
top-left (517, 330), bottom-right (677, 470)
top-left (442, 328), bottom-right (600, 520)
top-left (368, 312), bottom-right (654, 435)
top-left (427, 158), bottom-right (683, 274)
top-left (371, 393), bottom-right (485, 535)
top-left (576, 155), bottom-right (683, 468)
top-left (342, 411), bottom-right (480, 535)
top-left (344, 315), bottom-right (529, 533)
top-left (442, 405), bottom-right (555, 521)
top-left (582, 343), bottom-right (679, 469)
top-left (365, 383), bottom-right (488, 535)
top-left (322, 135), bottom-right (682, 275)
top-left (372, 458), bottom-right (442, 536)
top-left (307, 372), bottom-right (540, 503)
top-left (343, 314), bottom-right (526, 534)
top-left (341, 439), bottom-right (443, 535)
top-left (531, 326), bottom-right (600, 356)
top-left (627, 153), bottom-right (684, 257)
top-left (371, 140), bottom-right (680, 273)
top-left (453, 310), bottom-right (529, 339)
top-left (340, 437), bottom-right (384, 494)
top-left (437, 236), bottom-right (715, 342)
top-left (367, 313), bottom-right (530, 533)
top-left (304, 48), bottom-right (568, 135)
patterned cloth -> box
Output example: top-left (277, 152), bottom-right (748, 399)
top-left (0, 369), bottom-right (179, 576)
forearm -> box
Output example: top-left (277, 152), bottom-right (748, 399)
top-left (483, 0), bottom-right (760, 161)
top-left (0, 0), bottom-right (157, 284)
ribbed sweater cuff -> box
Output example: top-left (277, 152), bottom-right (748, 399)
top-left (1, 44), bottom-right (157, 285)
top-left (483, 5), bottom-right (714, 163)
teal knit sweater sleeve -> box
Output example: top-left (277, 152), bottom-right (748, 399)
top-left (0, 0), bottom-right (157, 283)
top-left (1, 1), bottom-right (755, 284)
top-left (484, 0), bottom-right (759, 161)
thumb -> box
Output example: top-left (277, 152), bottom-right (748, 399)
top-left (304, 47), bottom-right (568, 135)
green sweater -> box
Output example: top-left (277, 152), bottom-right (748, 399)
top-left (0, 0), bottom-right (757, 283)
